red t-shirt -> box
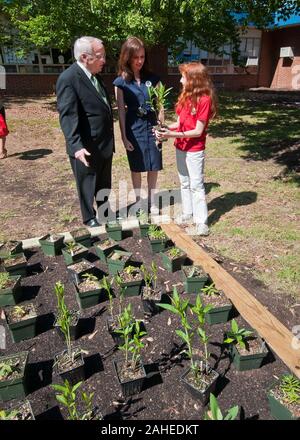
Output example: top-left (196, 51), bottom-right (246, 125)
top-left (174, 95), bottom-right (212, 151)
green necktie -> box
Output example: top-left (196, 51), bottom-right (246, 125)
top-left (91, 75), bottom-right (108, 106)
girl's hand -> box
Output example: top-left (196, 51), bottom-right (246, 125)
top-left (155, 128), bottom-right (170, 141)
top-left (123, 139), bottom-right (134, 151)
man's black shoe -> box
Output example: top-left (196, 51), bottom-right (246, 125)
top-left (84, 218), bottom-right (100, 228)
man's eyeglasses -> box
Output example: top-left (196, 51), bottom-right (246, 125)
top-left (93, 53), bottom-right (106, 61)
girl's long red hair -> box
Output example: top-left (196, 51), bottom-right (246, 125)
top-left (176, 62), bottom-right (218, 118)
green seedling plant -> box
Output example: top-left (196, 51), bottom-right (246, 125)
top-left (123, 265), bottom-right (139, 278)
top-left (223, 319), bottom-right (253, 350)
top-left (81, 273), bottom-right (99, 283)
top-left (204, 393), bottom-right (239, 420)
top-left (168, 247), bottom-right (181, 259)
top-left (136, 209), bottom-right (150, 224)
top-left (0, 408), bottom-right (20, 420)
top-left (191, 295), bottom-right (213, 376)
top-left (201, 282), bottom-right (220, 297)
top-left (11, 305), bottom-right (27, 319)
top-left (116, 303), bottom-right (134, 337)
top-left (115, 274), bottom-right (127, 315)
top-left (140, 261), bottom-right (158, 290)
top-left (148, 224), bottom-right (167, 240)
top-left (52, 380), bottom-right (96, 420)
top-left (0, 272), bottom-right (10, 289)
top-left (147, 82), bottom-right (172, 125)
top-left (100, 275), bottom-right (114, 318)
top-left (65, 241), bottom-right (78, 255)
top-left (0, 360), bottom-right (20, 381)
top-left (279, 374), bottom-right (300, 405)
top-left (128, 320), bottom-right (147, 371)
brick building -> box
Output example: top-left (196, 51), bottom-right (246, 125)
top-left (1, 14), bottom-right (300, 95)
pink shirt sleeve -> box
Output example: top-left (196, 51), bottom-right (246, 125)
top-left (196, 96), bottom-right (212, 123)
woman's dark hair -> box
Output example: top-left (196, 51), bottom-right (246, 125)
top-left (118, 36), bottom-right (150, 82)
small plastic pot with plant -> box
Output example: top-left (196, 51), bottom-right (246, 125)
top-left (113, 319), bottom-right (147, 398)
top-left (0, 351), bottom-right (29, 402)
top-left (147, 82), bottom-right (172, 140)
top-left (160, 246), bottom-right (187, 272)
top-left (61, 241), bottom-right (89, 266)
top-left (0, 272), bottom-right (22, 307)
top-left (136, 209), bottom-right (151, 238)
top-left (201, 282), bottom-right (234, 325)
top-left (52, 379), bottom-right (102, 420)
top-left (0, 400), bottom-right (35, 420)
top-left (0, 241), bottom-right (23, 259)
top-left (140, 262), bottom-right (163, 316)
top-left (107, 249), bottom-right (132, 276)
top-left (94, 238), bottom-right (119, 263)
top-left (105, 219), bottom-right (123, 241)
top-left (4, 302), bottom-right (38, 343)
top-left (39, 233), bottom-right (65, 257)
top-left (53, 283), bottom-right (85, 385)
top-left (223, 320), bottom-right (269, 371)
top-left (267, 374), bottom-right (300, 420)
top-left (75, 273), bottom-right (106, 310)
top-left (70, 227), bottom-right (92, 248)
top-left (66, 259), bottom-right (96, 286)
top-left (159, 289), bottom-right (219, 405)
top-left (117, 265), bottom-right (143, 297)
top-left (181, 265), bottom-right (209, 294)
top-left (53, 281), bottom-right (81, 341)
top-left (204, 393), bottom-right (239, 420)
top-left (147, 224), bottom-right (168, 253)
top-left (3, 253), bottom-right (27, 277)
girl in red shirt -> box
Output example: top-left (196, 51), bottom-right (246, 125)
top-left (156, 62), bottom-right (217, 235)
top-left (0, 102), bottom-right (9, 159)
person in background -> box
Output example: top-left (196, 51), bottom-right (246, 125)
top-left (155, 62), bottom-right (217, 235)
top-left (114, 36), bottom-right (163, 215)
top-left (0, 101), bottom-right (9, 159)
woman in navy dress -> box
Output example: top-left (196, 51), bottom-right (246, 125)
top-left (113, 37), bottom-right (163, 214)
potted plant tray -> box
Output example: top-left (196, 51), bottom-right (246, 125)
top-left (0, 399), bottom-right (35, 420)
top-left (54, 348), bottom-right (85, 386)
top-left (267, 374), bottom-right (300, 420)
top-left (54, 310), bottom-right (81, 341)
top-left (3, 253), bottom-right (27, 277)
top-left (62, 243), bottom-right (89, 265)
top-left (141, 286), bottom-right (163, 315)
top-left (230, 336), bottom-right (269, 371)
top-left (0, 274), bottom-right (22, 307)
top-left (0, 241), bottom-right (23, 259)
top-left (70, 228), bottom-right (92, 248)
top-left (113, 358), bottom-right (147, 398)
top-left (160, 247), bottom-right (187, 272)
top-left (67, 260), bottom-right (96, 285)
top-left (107, 250), bottom-right (132, 276)
top-left (39, 234), bottom-right (65, 256)
top-left (75, 278), bottom-right (106, 310)
top-left (181, 265), bottom-right (209, 294)
top-left (94, 238), bottom-right (119, 263)
top-left (105, 221), bottom-right (123, 241)
top-left (201, 290), bottom-right (234, 325)
top-left (180, 362), bottom-right (219, 406)
top-left (0, 351), bottom-right (29, 402)
top-left (118, 267), bottom-right (143, 296)
top-left (4, 302), bottom-right (38, 343)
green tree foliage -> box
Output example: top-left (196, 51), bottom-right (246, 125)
top-left (1, 0), bottom-right (300, 60)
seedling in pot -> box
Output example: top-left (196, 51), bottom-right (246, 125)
top-left (201, 282), bottom-right (219, 297)
top-left (0, 361), bottom-right (21, 381)
top-left (148, 224), bottom-right (167, 240)
top-left (168, 247), bottom-right (181, 259)
top-left (100, 275), bottom-right (114, 318)
top-left (223, 319), bottom-right (253, 350)
top-left (0, 272), bottom-right (10, 289)
top-left (136, 209), bottom-right (150, 224)
top-left (147, 82), bottom-right (172, 131)
top-left (204, 393), bottom-right (239, 420)
top-left (0, 400), bottom-right (34, 420)
top-left (279, 375), bottom-right (300, 405)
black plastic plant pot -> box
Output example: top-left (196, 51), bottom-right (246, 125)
top-left (148, 237), bottom-right (168, 254)
top-left (39, 234), bottom-right (65, 256)
top-left (94, 240), bottom-right (119, 263)
top-left (107, 250), bottom-right (132, 276)
top-left (3, 253), bottom-right (27, 277)
top-left (181, 265), bottom-right (209, 294)
top-left (106, 317), bottom-right (124, 346)
top-left (105, 222), bottom-right (123, 241)
top-left (5, 400), bottom-right (35, 420)
top-left (230, 339), bottom-right (269, 371)
top-left (0, 275), bottom-right (22, 307)
top-left (139, 222), bottom-right (151, 238)
top-left (67, 260), bottom-right (96, 286)
top-left (0, 351), bottom-right (29, 402)
top-left (54, 348), bottom-right (85, 386)
top-left (267, 378), bottom-right (300, 420)
top-left (75, 283), bottom-right (105, 310)
top-left (113, 359), bottom-right (146, 398)
top-left (54, 310), bottom-right (80, 341)
top-left (5, 303), bottom-right (38, 343)
top-left (62, 244), bottom-right (89, 266)
top-left (206, 304), bottom-right (233, 325)
top-left (0, 241), bottom-right (23, 259)
top-left (180, 365), bottom-right (219, 406)
top-left (160, 250), bottom-right (187, 273)
top-left (141, 287), bottom-right (163, 316)
top-left (70, 228), bottom-right (92, 248)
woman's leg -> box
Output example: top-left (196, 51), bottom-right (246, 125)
top-left (186, 150), bottom-right (208, 227)
top-left (0, 137), bottom-right (7, 158)
top-left (176, 149), bottom-right (193, 219)
top-left (131, 171), bottom-right (142, 202)
top-left (147, 171), bottom-right (158, 211)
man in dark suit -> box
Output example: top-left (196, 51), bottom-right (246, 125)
top-left (56, 36), bottom-right (114, 227)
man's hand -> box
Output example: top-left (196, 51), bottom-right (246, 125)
top-left (123, 139), bottom-right (134, 151)
top-left (75, 148), bottom-right (91, 166)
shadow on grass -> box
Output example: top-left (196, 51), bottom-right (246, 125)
top-left (9, 148), bottom-right (53, 161)
top-left (208, 191), bottom-right (257, 226)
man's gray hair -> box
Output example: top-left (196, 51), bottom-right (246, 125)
top-left (74, 36), bottom-right (103, 61)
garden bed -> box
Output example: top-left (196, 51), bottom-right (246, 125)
top-left (0, 228), bottom-right (297, 420)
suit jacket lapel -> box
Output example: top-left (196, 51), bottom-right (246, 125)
top-left (76, 65), bottom-right (110, 111)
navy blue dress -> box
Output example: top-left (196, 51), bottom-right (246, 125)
top-left (113, 74), bottom-right (163, 172)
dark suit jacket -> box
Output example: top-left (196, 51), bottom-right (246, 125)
top-left (56, 63), bottom-right (114, 159)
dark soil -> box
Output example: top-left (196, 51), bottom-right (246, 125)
top-left (0, 229), bottom-right (296, 420)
